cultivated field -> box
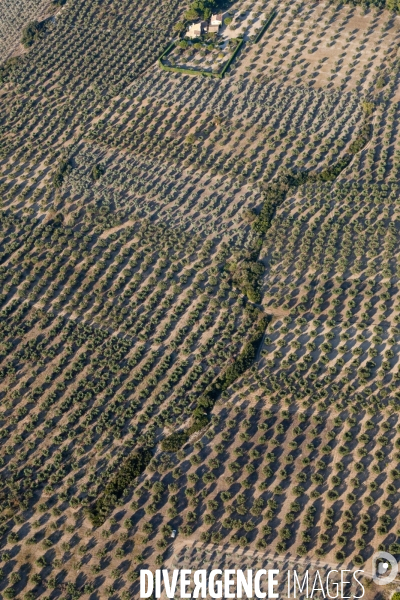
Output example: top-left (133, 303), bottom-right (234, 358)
top-left (0, 0), bottom-right (54, 62)
top-left (1, 0), bottom-right (400, 598)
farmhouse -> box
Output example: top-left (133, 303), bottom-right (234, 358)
top-left (210, 13), bottom-right (223, 26)
top-left (186, 14), bottom-right (223, 38)
top-left (186, 21), bottom-right (207, 38)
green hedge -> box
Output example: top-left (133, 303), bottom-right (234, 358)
top-left (219, 38), bottom-right (244, 77)
top-left (254, 9), bottom-right (276, 44)
top-left (160, 64), bottom-right (223, 78)
top-left (159, 40), bottom-right (176, 61)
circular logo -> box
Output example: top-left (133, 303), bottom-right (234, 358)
top-left (372, 552), bottom-right (399, 586)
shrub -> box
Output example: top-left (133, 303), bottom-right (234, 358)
top-left (91, 164), bottom-right (105, 181)
top-left (22, 21), bottom-right (45, 47)
top-left (53, 159), bottom-right (72, 188)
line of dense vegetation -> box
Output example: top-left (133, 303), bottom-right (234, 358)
top-left (254, 9), bottom-right (276, 43)
top-left (87, 449), bottom-right (153, 526)
top-left (253, 114), bottom-right (373, 233)
top-left (161, 312), bottom-right (269, 452)
top-left (89, 307), bottom-right (268, 508)
top-left (349, 121), bottom-right (372, 154)
top-left (162, 111), bottom-right (375, 453)
top-left (252, 158), bottom-right (352, 234)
